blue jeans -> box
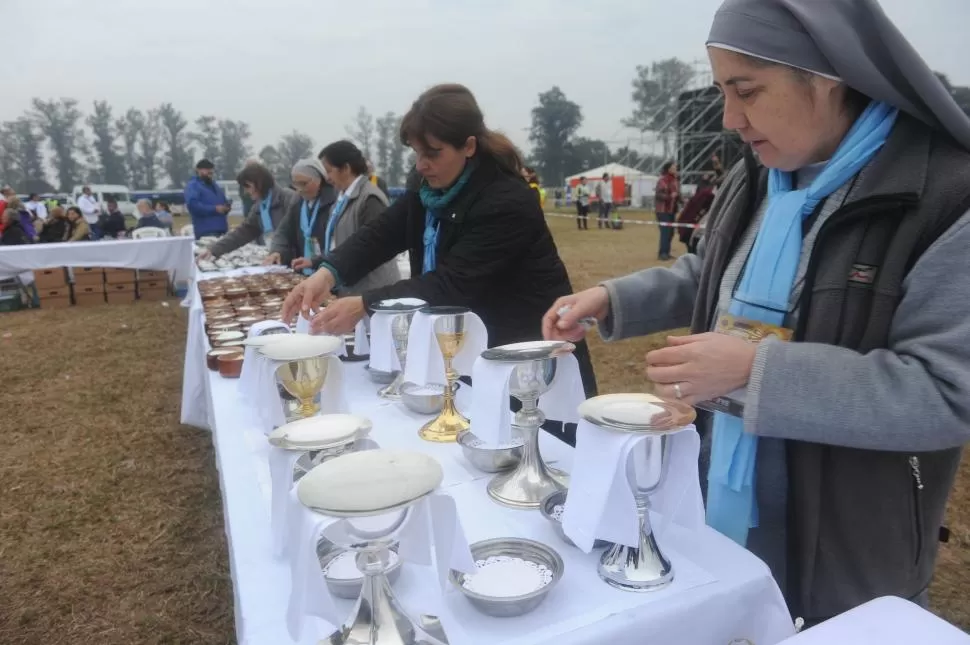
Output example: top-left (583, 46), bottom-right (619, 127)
top-left (657, 212), bottom-right (675, 257)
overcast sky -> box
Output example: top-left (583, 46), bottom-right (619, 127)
top-left (2, 0), bottom-right (967, 157)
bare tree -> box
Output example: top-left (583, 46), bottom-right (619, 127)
top-left (87, 100), bottom-right (126, 184)
top-left (116, 108), bottom-right (145, 187)
top-left (276, 131), bottom-right (314, 177)
top-left (191, 115), bottom-right (222, 168)
top-left (32, 98), bottom-right (88, 191)
top-left (388, 116), bottom-right (407, 188)
top-left (374, 112), bottom-right (396, 180)
top-left (218, 119), bottom-right (252, 179)
top-left (0, 118), bottom-right (46, 190)
top-left (345, 107), bottom-right (375, 161)
top-left (158, 103), bottom-right (194, 188)
top-left (258, 144), bottom-right (282, 179)
top-left (140, 109), bottom-right (163, 189)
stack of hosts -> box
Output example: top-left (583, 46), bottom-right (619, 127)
top-left (545, 0), bottom-right (970, 628)
top-left (283, 83), bottom-right (599, 432)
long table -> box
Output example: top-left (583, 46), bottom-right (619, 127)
top-left (180, 272), bottom-right (795, 645)
top-left (0, 237), bottom-right (196, 283)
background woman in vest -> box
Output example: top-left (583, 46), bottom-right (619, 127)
top-left (543, 0), bottom-right (970, 625)
top-left (283, 83), bottom-right (598, 419)
top-left (291, 140), bottom-right (402, 294)
top-left (199, 163), bottom-right (300, 260)
top-left (271, 158), bottom-right (337, 273)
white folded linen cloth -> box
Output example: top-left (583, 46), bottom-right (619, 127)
top-left (403, 311), bottom-right (487, 386)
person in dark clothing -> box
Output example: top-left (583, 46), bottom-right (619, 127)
top-left (0, 207), bottom-right (31, 245)
top-left (274, 157), bottom-right (338, 272)
top-left (98, 199), bottom-right (128, 239)
top-left (39, 206), bottom-right (69, 243)
top-left (283, 83), bottom-right (598, 421)
top-left (676, 174), bottom-right (715, 253)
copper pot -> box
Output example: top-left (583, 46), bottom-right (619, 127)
top-left (218, 353), bottom-right (244, 378)
top-left (236, 305), bottom-right (261, 315)
top-left (200, 291), bottom-right (223, 302)
top-left (207, 347), bottom-right (243, 370)
top-left (237, 315), bottom-right (263, 326)
top-left (225, 286), bottom-right (249, 299)
top-left (220, 339), bottom-right (247, 350)
top-left (208, 321), bottom-right (242, 335)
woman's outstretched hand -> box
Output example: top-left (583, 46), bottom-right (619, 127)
top-left (282, 268), bottom-right (336, 324)
top-left (541, 286), bottom-right (610, 342)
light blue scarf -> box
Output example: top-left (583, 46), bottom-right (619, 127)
top-left (323, 193), bottom-right (351, 255)
top-left (299, 197), bottom-right (321, 276)
top-left (706, 101), bottom-right (899, 546)
top-left (418, 161), bottom-right (476, 273)
top-left (259, 190), bottom-right (274, 234)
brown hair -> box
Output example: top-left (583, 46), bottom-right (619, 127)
top-left (50, 205), bottom-right (65, 219)
top-left (236, 163), bottom-right (275, 198)
top-left (399, 83), bottom-right (523, 176)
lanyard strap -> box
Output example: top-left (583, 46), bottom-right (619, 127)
top-left (323, 195), bottom-right (350, 252)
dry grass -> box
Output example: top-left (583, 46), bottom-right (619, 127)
top-left (0, 214), bottom-right (965, 644)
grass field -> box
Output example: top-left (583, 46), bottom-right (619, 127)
top-left (0, 215), bottom-right (966, 643)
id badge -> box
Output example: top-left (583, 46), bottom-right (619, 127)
top-left (695, 314), bottom-right (793, 418)
top-left (311, 238), bottom-right (322, 257)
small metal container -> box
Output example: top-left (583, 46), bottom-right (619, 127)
top-left (539, 490), bottom-right (610, 550)
top-left (450, 538), bottom-right (563, 618)
top-left (317, 542), bottom-right (403, 600)
top-left (399, 382), bottom-right (445, 415)
top-left (365, 363), bottom-right (398, 385)
top-left (456, 430), bottom-right (523, 473)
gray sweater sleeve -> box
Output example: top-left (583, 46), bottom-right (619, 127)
top-left (272, 198), bottom-right (301, 264)
top-left (209, 204), bottom-right (261, 258)
top-left (745, 211), bottom-right (970, 452)
top-left (598, 236), bottom-right (705, 341)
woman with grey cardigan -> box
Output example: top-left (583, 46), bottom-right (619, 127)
top-left (293, 140), bottom-right (401, 295)
top-left (543, 0), bottom-right (970, 627)
top-left (199, 163), bottom-right (301, 260)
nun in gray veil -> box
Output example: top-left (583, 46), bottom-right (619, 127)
top-left (543, 0), bottom-right (970, 626)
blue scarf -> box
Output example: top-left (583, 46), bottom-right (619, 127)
top-left (418, 161), bottom-right (476, 273)
top-left (259, 190), bottom-right (274, 234)
top-left (300, 197), bottom-right (321, 275)
top-left (323, 192), bottom-right (351, 254)
top-left (706, 101), bottom-right (899, 546)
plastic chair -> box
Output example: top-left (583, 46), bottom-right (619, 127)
top-left (132, 227), bottom-right (168, 239)
top-left (179, 224), bottom-right (194, 238)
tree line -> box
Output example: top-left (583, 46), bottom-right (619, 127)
top-left (0, 101), bottom-right (415, 194)
top-left (528, 58), bottom-right (970, 186)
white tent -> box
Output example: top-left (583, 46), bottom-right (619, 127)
top-left (565, 163), bottom-right (659, 208)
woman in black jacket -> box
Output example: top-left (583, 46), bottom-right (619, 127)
top-left (284, 83), bottom-right (597, 407)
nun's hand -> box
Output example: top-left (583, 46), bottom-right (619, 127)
top-left (282, 268), bottom-right (335, 323)
top-left (311, 297), bottom-right (365, 335)
top-left (645, 333), bottom-right (757, 404)
top-left (291, 257), bottom-right (312, 271)
top-left (542, 287), bottom-right (610, 342)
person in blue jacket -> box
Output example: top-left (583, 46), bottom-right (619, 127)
top-left (184, 158), bottom-right (231, 239)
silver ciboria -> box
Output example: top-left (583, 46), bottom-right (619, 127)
top-left (577, 393), bottom-right (695, 592)
top-left (371, 299), bottom-right (427, 400)
top-left (481, 340), bottom-right (575, 509)
top-left (297, 450), bottom-right (449, 645)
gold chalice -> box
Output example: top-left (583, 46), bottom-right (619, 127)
top-left (275, 355), bottom-right (330, 420)
top-left (419, 307), bottom-right (471, 443)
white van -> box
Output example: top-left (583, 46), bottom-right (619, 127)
top-left (71, 184), bottom-right (136, 217)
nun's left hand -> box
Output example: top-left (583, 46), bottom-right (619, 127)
top-left (645, 333), bottom-right (757, 405)
top-left (311, 296), bottom-right (365, 335)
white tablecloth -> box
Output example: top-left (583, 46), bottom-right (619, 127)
top-left (778, 596), bottom-right (970, 644)
top-left (0, 236), bottom-right (196, 283)
top-left (181, 277), bottom-right (796, 645)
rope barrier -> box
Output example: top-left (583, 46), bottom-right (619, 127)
top-left (543, 211), bottom-right (702, 229)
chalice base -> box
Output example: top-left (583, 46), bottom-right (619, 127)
top-left (324, 572), bottom-right (448, 645)
top-left (418, 411), bottom-right (470, 443)
top-left (597, 524), bottom-right (674, 592)
top-left (378, 374), bottom-right (405, 401)
top-left (486, 457), bottom-right (567, 510)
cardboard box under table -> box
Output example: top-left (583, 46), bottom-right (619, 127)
top-left (71, 267), bottom-right (105, 288)
top-left (137, 270), bottom-right (170, 301)
top-left (37, 286), bottom-right (72, 309)
top-left (105, 281), bottom-right (136, 304)
top-left (32, 268), bottom-right (68, 290)
top-left (74, 283), bottom-right (106, 306)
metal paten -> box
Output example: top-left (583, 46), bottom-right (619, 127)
top-left (481, 340), bottom-right (575, 509)
top-left (418, 307), bottom-right (472, 443)
top-left (577, 392), bottom-right (695, 592)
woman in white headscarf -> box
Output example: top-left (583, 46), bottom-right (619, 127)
top-left (270, 158), bottom-right (337, 273)
top-left (543, 0), bottom-right (970, 626)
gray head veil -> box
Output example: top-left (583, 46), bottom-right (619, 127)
top-left (291, 157), bottom-right (327, 181)
top-left (707, 0), bottom-right (970, 150)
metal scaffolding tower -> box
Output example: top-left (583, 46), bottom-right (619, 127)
top-left (674, 86), bottom-right (744, 184)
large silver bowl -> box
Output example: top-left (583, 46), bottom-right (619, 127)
top-left (456, 430), bottom-right (523, 473)
top-left (316, 540), bottom-right (403, 600)
top-left (365, 363), bottom-right (398, 385)
top-left (399, 382), bottom-right (445, 415)
top-left (539, 490), bottom-right (610, 550)
top-left (449, 537), bottom-right (563, 618)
